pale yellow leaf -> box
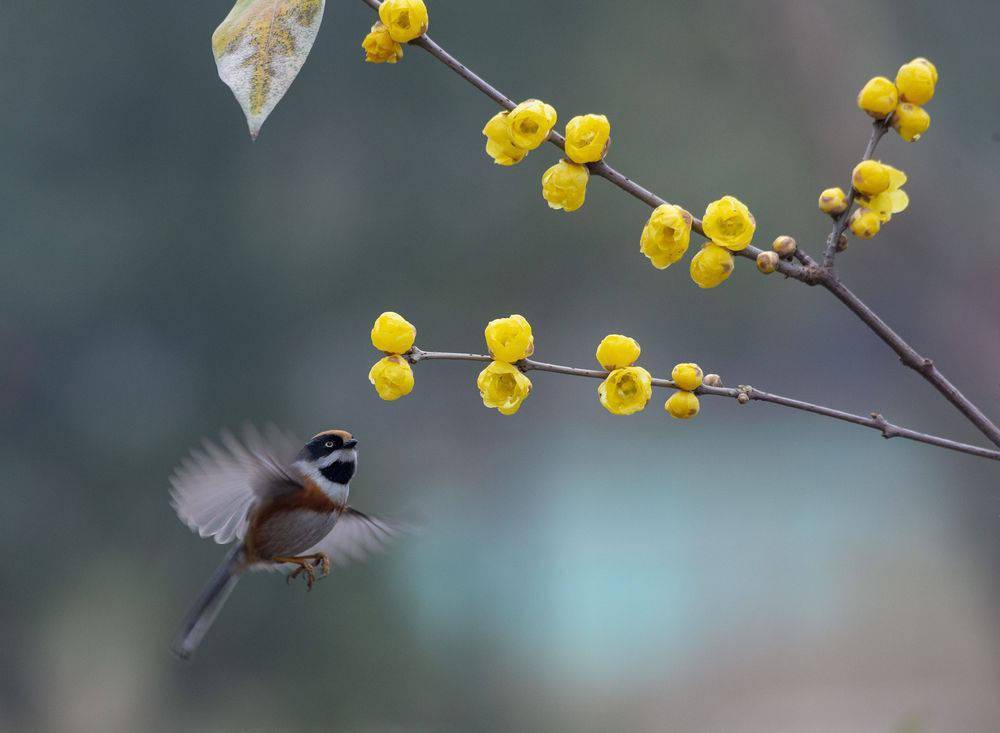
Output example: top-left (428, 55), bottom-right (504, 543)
top-left (212, 0), bottom-right (325, 139)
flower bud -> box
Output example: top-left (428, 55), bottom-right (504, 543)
top-left (690, 244), bottom-right (734, 289)
top-left (477, 361), bottom-right (532, 415)
top-left (564, 114), bottom-right (611, 164)
top-left (665, 391), bottom-right (699, 419)
top-left (895, 59), bottom-right (936, 105)
top-left (671, 363), bottom-right (703, 391)
top-left (368, 356), bottom-right (414, 401)
top-left (596, 334), bottom-right (641, 371)
top-left (836, 234), bottom-right (849, 252)
top-left (598, 366), bottom-right (653, 416)
top-left (851, 160), bottom-right (891, 196)
top-left (362, 22), bottom-right (404, 64)
top-left (772, 235), bottom-right (797, 257)
top-left (703, 373), bottom-right (722, 387)
top-left (756, 250), bottom-right (779, 274)
top-left (378, 0), bottom-right (429, 43)
top-left (857, 76), bottom-right (898, 118)
top-left (371, 311), bottom-right (416, 353)
top-left (507, 99), bottom-right (558, 151)
top-left (818, 187), bottom-right (849, 215)
top-left (736, 391), bottom-right (749, 405)
top-left (849, 208), bottom-right (881, 239)
top-left (485, 314), bottom-right (534, 363)
top-left (892, 103), bottom-right (930, 142)
top-left (702, 195), bottom-right (756, 251)
top-left (639, 203), bottom-right (692, 269)
top-left (541, 159), bottom-right (589, 212)
top-left (482, 112), bottom-right (527, 166)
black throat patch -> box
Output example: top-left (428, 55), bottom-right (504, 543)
top-left (320, 459), bottom-right (355, 485)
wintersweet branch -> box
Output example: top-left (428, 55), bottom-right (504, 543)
top-left (404, 348), bottom-right (999, 462)
top-left (358, 0), bottom-right (1000, 451)
top-left (822, 118), bottom-right (891, 268)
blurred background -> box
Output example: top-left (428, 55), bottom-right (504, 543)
top-left (3, 0), bottom-right (1000, 730)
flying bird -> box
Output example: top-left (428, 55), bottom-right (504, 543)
top-left (169, 426), bottom-right (403, 659)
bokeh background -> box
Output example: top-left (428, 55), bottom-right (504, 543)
top-left (4, 0), bottom-right (1000, 730)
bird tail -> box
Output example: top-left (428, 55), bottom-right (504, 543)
top-left (171, 544), bottom-right (245, 660)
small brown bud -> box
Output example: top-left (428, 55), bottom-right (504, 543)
top-left (737, 392), bottom-right (750, 404)
top-left (772, 235), bottom-right (797, 257)
top-left (836, 234), bottom-right (849, 252)
top-left (703, 373), bottom-right (722, 387)
top-left (756, 250), bottom-right (779, 274)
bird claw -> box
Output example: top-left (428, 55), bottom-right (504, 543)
top-left (287, 563), bottom-right (317, 590)
top-left (282, 553), bottom-right (330, 591)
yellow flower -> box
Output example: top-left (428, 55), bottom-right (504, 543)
top-left (849, 209), bottom-right (881, 239)
top-left (818, 187), bottom-right (849, 215)
top-left (371, 311), bottom-right (416, 353)
top-left (368, 356), bottom-right (414, 401)
top-left (507, 99), bottom-right (557, 151)
top-left (482, 112), bottom-right (527, 166)
top-left (665, 391), bottom-right (700, 419)
top-left (895, 58), bottom-right (936, 105)
top-left (596, 334), bottom-right (641, 370)
top-left (485, 314), bottom-right (534, 363)
top-left (851, 160), bottom-right (892, 196)
top-left (857, 165), bottom-right (907, 222)
top-left (362, 22), bottom-right (404, 64)
top-left (640, 203), bottom-right (693, 269)
top-left (702, 195), bottom-right (755, 251)
top-left (690, 244), bottom-right (734, 289)
top-left (671, 363), bottom-right (703, 391)
top-left (857, 76), bottom-right (898, 118)
top-left (541, 160), bottom-right (589, 212)
top-left (564, 114), bottom-right (611, 164)
top-left (892, 103), bottom-right (930, 142)
top-left (378, 0), bottom-right (428, 43)
top-left (477, 360), bottom-right (532, 415)
top-left (598, 366), bottom-right (653, 416)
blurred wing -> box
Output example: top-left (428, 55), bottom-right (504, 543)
top-left (170, 424), bottom-right (302, 544)
top-left (306, 508), bottom-right (408, 567)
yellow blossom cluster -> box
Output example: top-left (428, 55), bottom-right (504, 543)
top-left (816, 58), bottom-right (936, 239)
top-left (369, 311), bottom-right (417, 400)
top-left (482, 100), bottom-right (558, 166)
top-left (478, 315), bottom-right (534, 415)
top-left (665, 363), bottom-right (703, 419)
top-left (361, 0), bottom-right (429, 63)
top-left (847, 160), bottom-right (909, 239)
top-left (638, 195), bottom-right (754, 289)
top-left (857, 58), bottom-right (938, 142)
top-left (368, 313), bottom-right (714, 422)
top-left (595, 334), bottom-right (652, 415)
top-left (481, 104), bottom-right (611, 213)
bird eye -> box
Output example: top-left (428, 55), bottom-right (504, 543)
top-left (325, 441), bottom-right (335, 448)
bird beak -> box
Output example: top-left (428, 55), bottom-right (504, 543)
top-left (343, 439), bottom-right (358, 449)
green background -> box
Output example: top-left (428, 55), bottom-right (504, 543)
top-left (3, 0), bottom-right (1000, 730)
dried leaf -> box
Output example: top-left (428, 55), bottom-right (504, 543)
top-left (212, 0), bottom-right (326, 139)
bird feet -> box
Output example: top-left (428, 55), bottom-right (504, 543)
top-left (274, 553), bottom-right (331, 591)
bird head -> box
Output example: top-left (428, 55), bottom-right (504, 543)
top-left (297, 429), bottom-right (358, 486)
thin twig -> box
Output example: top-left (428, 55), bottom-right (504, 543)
top-left (820, 276), bottom-right (1000, 448)
top-left (405, 347), bottom-right (1000, 462)
top-left (359, 0), bottom-right (1000, 449)
top-left (822, 117), bottom-right (891, 269)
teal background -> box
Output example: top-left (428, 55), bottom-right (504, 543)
top-left (3, 0), bottom-right (1000, 730)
